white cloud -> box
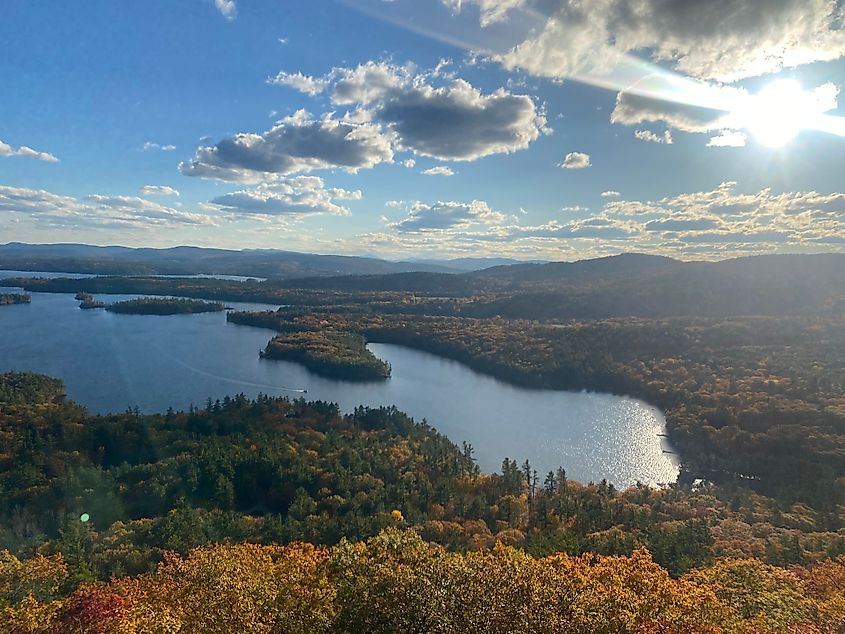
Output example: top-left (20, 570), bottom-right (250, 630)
top-left (601, 191), bottom-right (620, 198)
top-left (267, 71), bottom-right (330, 96)
top-left (390, 200), bottom-right (506, 233)
top-left (560, 152), bottom-right (591, 169)
top-left (453, 0), bottom-right (845, 82)
top-left (442, 0), bottom-right (525, 26)
top-left (634, 129), bottom-right (673, 144)
top-left (143, 142), bottom-right (177, 152)
top-left (330, 61), bottom-right (412, 105)
top-left (140, 185), bottom-right (180, 197)
top-left (597, 182), bottom-right (845, 250)
top-left (179, 110), bottom-right (394, 183)
top-left (402, 158), bottom-right (416, 168)
top-left (422, 166), bottom-right (455, 176)
top-left (352, 180), bottom-right (845, 259)
top-left (214, 0), bottom-right (237, 20)
top-left (707, 130), bottom-right (747, 148)
top-left (0, 139), bottom-right (58, 162)
top-left (209, 176), bottom-right (359, 217)
top-left (0, 185), bottom-right (213, 229)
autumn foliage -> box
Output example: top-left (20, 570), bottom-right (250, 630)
top-left (2, 530), bottom-right (844, 633)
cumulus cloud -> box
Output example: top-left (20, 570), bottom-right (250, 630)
top-left (601, 191), bottom-right (620, 198)
top-left (598, 182), bottom-right (845, 250)
top-left (208, 176), bottom-right (359, 217)
top-left (451, 0), bottom-right (845, 82)
top-left (707, 130), bottom-right (747, 147)
top-left (422, 166), bottom-right (455, 176)
top-left (140, 185), bottom-right (180, 197)
top-left (611, 91), bottom-right (735, 133)
top-left (0, 185), bottom-right (213, 229)
top-left (378, 78), bottom-right (545, 160)
top-left (267, 61), bottom-right (548, 162)
top-left (179, 110), bottom-right (394, 183)
top-left (442, 0), bottom-right (525, 27)
top-left (560, 152), bottom-right (591, 169)
top-left (634, 129), bottom-right (673, 144)
top-left (342, 181), bottom-right (845, 260)
top-left (612, 76), bottom-right (838, 145)
top-left (390, 200), bottom-right (506, 233)
top-left (0, 139), bottom-right (58, 162)
top-left (330, 61), bottom-right (411, 105)
top-left (214, 0), bottom-right (237, 20)
top-left (267, 71), bottom-right (330, 96)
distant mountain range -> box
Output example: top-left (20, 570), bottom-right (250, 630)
top-left (407, 257), bottom-right (545, 271)
top-left (0, 243), bottom-right (543, 278)
top-left (263, 251), bottom-right (845, 319)
top-left (3, 243), bottom-right (845, 319)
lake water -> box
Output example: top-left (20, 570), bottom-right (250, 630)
top-left (0, 288), bottom-right (679, 486)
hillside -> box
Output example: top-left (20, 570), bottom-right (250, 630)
top-left (1, 375), bottom-right (844, 632)
top-left (0, 242), bottom-right (458, 278)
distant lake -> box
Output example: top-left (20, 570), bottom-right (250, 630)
top-left (0, 289), bottom-right (679, 487)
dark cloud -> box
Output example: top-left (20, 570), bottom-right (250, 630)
top-left (453, 0), bottom-right (845, 82)
top-left (179, 110), bottom-right (394, 183)
top-left (268, 62), bottom-right (547, 162)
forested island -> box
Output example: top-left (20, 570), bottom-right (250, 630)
top-left (0, 292), bottom-right (30, 305)
top-left (0, 373), bottom-right (843, 632)
top-left (105, 297), bottom-right (226, 315)
top-left (263, 330), bottom-right (391, 380)
top-left (75, 292), bottom-right (105, 309)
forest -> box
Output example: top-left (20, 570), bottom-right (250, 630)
top-left (1, 373), bottom-right (844, 632)
top-left (0, 294), bottom-right (30, 306)
top-left (104, 297), bottom-right (226, 316)
top-left (3, 253), bottom-right (845, 630)
top-left (263, 331), bottom-right (391, 380)
top-left (6, 252), bottom-right (845, 319)
top-left (228, 308), bottom-right (845, 515)
top-left (75, 293), bottom-right (105, 310)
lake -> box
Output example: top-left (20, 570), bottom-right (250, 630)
top-left (0, 287), bottom-right (679, 487)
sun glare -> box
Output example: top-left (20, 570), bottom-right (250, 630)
top-left (733, 79), bottom-right (825, 147)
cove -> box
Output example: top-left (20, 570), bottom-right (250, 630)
top-left (0, 289), bottom-right (679, 487)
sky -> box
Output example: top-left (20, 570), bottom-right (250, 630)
top-left (2, 0), bottom-right (845, 261)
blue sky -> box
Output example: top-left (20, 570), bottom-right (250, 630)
top-left (2, 0), bottom-right (845, 260)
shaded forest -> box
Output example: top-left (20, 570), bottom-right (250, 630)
top-left (105, 297), bottom-right (225, 316)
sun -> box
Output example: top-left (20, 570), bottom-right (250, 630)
top-left (735, 79), bottom-right (824, 147)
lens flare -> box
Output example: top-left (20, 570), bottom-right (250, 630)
top-left (340, 0), bottom-right (845, 146)
top-left (722, 79), bottom-right (836, 147)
